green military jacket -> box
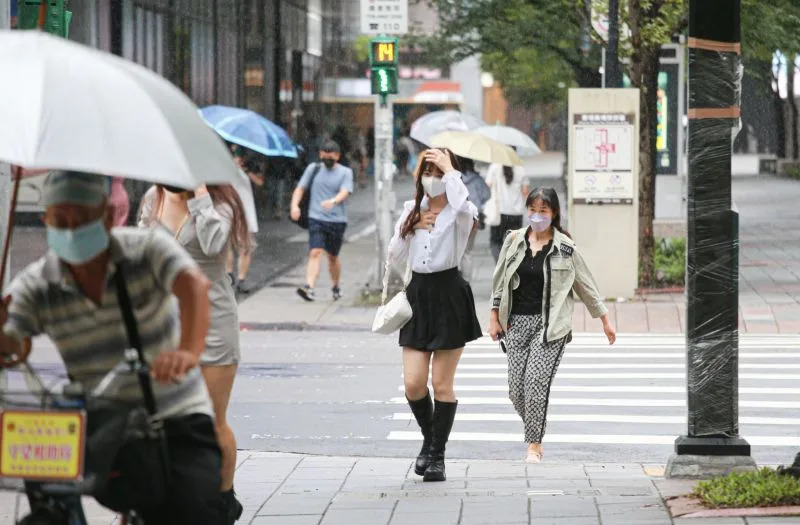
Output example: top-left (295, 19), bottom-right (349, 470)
top-left (490, 227), bottom-right (608, 344)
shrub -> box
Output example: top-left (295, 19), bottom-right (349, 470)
top-left (654, 237), bottom-right (686, 286)
top-left (693, 468), bottom-right (800, 508)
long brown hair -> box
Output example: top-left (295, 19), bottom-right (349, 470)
top-left (400, 148), bottom-right (461, 239)
top-left (150, 185), bottom-right (252, 251)
top-left (525, 187), bottom-right (571, 238)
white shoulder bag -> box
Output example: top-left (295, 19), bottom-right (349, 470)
top-left (372, 258), bottom-right (413, 334)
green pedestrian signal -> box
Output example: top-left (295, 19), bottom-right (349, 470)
top-left (371, 67), bottom-right (398, 95)
top-left (369, 37), bottom-right (399, 97)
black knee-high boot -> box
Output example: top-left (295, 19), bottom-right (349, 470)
top-left (423, 399), bottom-right (458, 482)
top-left (406, 389), bottom-right (434, 475)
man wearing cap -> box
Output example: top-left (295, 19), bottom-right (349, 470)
top-left (0, 171), bottom-right (226, 523)
top-left (290, 139), bottom-right (354, 302)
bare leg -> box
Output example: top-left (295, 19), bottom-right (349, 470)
top-left (327, 253), bottom-right (341, 288)
top-left (431, 348), bottom-right (463, 402)
top-left (306, 248), bottom-right (324, 288)
top-left (201, 364), bottom-right (238, 491)
top-left (403, 348), bottom-right (433, 400)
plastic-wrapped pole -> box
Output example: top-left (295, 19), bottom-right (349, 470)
top-left (679, 0), bottom-right (749, 456)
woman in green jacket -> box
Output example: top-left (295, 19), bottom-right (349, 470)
top-left (488, 188), bottom-right (616, 463)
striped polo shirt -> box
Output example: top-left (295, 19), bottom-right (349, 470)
top-left (3, 227), bottom-right (213, 419)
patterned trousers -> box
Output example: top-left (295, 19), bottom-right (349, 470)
top-left (506, 314), bottom-right (566, 443)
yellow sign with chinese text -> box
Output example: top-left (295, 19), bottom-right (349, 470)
top-left (0, 410), bottom-right (85, 481)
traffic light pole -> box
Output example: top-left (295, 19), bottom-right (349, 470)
top-left (374, 95), bottom-right (394, 288)
top-left (0, 0), bottom-right (11, 291)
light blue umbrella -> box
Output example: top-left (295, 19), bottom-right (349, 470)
top-left (200, 105), bottom-right (298, 158)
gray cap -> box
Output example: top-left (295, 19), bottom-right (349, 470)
top-left (42, 171), bottom-right (110, 207)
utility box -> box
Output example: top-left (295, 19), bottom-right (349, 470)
top-left (567, 88), bottom-right (640, 299)
top-left (17, 0), bottom-right (72, 37)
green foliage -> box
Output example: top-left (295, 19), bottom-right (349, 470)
top-left (654, 238), bottom-right (685, 286)
top-left (352, 35), bottom-right (372, 64)
top-left (693, 468), bottom-right (800, 509)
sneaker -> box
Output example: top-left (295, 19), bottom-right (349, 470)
top-left (332, 286), bottom-right (342, 301)
top-left (297, 285), bottom-right (315, 302)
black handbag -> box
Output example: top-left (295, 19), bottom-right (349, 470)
top-left (88, 265), bottom-right (171, 513)
top-left (291, 162), bottom-right (322, 229)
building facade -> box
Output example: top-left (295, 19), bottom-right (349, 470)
top-left (63, 0), bottom-right (351, 135)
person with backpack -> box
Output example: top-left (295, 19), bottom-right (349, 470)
top-left (290, 140), bottom-right (354, 302)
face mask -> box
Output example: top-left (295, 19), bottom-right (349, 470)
top-left (160, 184), bottom-right (187, 194)
top-left (421, 176), bottom-right (446, 198)
top-left (322, 158), bottom-right (336, 169)
top-left (47, 218), bottom-right (110, 265)
top-left (529, 213), bottom-right (552, 233)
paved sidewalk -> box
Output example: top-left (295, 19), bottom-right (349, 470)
top-left (5, 452), bottom-right (794, 525)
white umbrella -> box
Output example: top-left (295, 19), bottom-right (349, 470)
top-left (0, 31), bottom-right (238, 188)
top-left (430, 131), bottom-right (522, 166)
top-left (475, 125), bottom-right (542, 157)
top-left (410, 110), bottom-right (486, 146)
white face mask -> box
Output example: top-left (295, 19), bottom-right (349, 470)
top-left (421, 176), bottom-right (446, 198)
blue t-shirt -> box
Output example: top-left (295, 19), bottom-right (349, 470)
top-left (298, 163), bottom-right (354, 223)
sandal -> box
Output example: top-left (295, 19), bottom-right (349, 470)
top-left (525, 449), bottom-right (543, 463)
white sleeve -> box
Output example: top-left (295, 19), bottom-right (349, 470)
top-left (387, 203), bottom-right (414, 268)
top-left (442, 170), bottom-right (474, 216)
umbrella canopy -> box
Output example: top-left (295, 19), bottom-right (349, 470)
top-left (410, 110), bottom-right (486, 146)
top-left (0, 31), bottom-right (239, 188)
top-left (475, 125), bottom-right (542, 157)
top-left (430, 131), bottom-right (522, 166)
top-left (200, 105), bottom-right (298, 159)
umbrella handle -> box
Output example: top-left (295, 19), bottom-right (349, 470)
top-left (0, 166), bottom-right (22, 290)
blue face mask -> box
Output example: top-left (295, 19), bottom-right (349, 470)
top-left (46, 219), bottom-right (110, 265)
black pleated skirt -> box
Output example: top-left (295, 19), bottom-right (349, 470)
top-left (399, 268), bottom-right (484, 351)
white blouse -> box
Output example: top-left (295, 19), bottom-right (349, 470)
top-left (388, 171), bottom-right (478, 274)
top-left (486, 163), bottom-right (527, 216)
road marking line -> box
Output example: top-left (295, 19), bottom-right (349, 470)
top-left (462, 352), bottom-right (800, 359)
top-left (395, 385), bottom-right (800, 395)
top-left (451, 372), bottom-right (800, 379)
top-left (346, 223), bottom-right (377, 243)
top-left (457, 363), bottom-right (800, 370)
top-left (386, 431), bottom-right (800, 446)
top-left (389, 413), bottom-right (800, 426)
top-left (389, 397), bottom-right (800, 408)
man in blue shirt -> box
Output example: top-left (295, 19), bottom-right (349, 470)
top-left (290, 140), bottom-right (354, 301)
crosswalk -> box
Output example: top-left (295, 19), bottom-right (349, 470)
top-left (386, 334), bottom-right (800, 450)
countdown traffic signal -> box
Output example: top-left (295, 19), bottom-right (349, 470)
top-left (369, 37), bottom-right (399, 96)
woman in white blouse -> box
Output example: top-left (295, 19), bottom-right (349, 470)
top-left (486, 162), bottom-right (530, 261)
top-left (387, 148), bottom-right (483, 482)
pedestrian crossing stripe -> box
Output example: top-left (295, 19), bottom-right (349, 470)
top-left (463, 353), bottom-right (800, 359)
top-left (457, 363), bottom-right (800, 370)
top-left (389, 413), bottom-right (800, 426)
top-left (386, 431), bottom-right (800, 447)
top-left (453, 372), bottom-right (800, 379)
top-left (389, 397), bottom-right (800, 408)
top-left (396, 385), bottom-right (800, 395)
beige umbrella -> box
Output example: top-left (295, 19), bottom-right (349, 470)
top-left (430, 131), bottom-right (522, 166)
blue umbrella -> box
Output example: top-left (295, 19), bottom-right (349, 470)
top-left (199, 105), bottom-right (298, 158)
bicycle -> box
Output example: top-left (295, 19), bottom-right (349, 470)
top-left (0, 349), bottom-right (155, 525)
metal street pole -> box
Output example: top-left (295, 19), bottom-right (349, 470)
top-left (606, 0), bottom-right (622, 88)
top-left (0, 0), bottom-right (11, 291)
top-left (373, 95), bottom-right (394, 288)
top-left (666, 0), bottom-right (754, 478)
